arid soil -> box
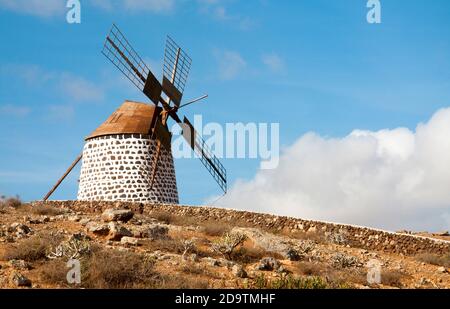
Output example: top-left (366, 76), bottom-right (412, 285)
top-left (0, 199), bottom-right (448, 289)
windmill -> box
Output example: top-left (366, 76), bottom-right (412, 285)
top-left (43, 24), bottom-right (227, 204)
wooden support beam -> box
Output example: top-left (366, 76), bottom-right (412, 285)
top-left (43, 153), bottom-right (82, 201)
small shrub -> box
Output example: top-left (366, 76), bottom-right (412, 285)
top-left (202, 222), bottom-right (231, 237)
top-left (296, 261), bottom-right (325, 276)
top-left (153, 211), bottom-right (174, 224)
top-left (0, 196), bottom-right (23, 209)
top-left (40, 259), bottom-right (68, 286)
top-left (82, 249), bottom-right (157, 288)
top-left (327, 230), bottom-right (348, 245)
top-left (253, 273), bottom-right (328, 289)
top-left (416, 253), bottom-right (450, 268)
top-left (32, 205), bottom-right (63, 216)
top-left (161, 274), bottom-right (210, 289)
top-left (232, 246), bottom-right (283, 264)
top-left (331, 253), bottom-right (359, 268)
top-left (181, 239), bottom-right (196, 259)
top-left (180, 262), bottom-right (206, 275)
top-left (144, 238), bottom-right (185, 255)
top-left (297, 240), bottom-right (316, 256)
top-left (381, 270), bottom-right (407, 288)
top-left (47, 234), bottom-right (91, 260)
top-left (2, 233), bottom-right (62, 262)
top-left (211, 232), bottom-right (247, 260)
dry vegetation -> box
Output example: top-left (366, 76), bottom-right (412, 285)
top-left (1, 233), bottom-right (62, 262)
top-left (31, 205), bottom-right (64, 217)
top-left (416, 253), bottom-right (450, 268)
top-left (0, 199), bottom-right (449, 289)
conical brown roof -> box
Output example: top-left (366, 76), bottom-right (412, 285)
top-left (86, 100), bottom-right (158, 140)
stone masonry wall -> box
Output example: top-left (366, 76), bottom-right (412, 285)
top-left (33, 200), bottom-right (449, 256)
top-left (77, 134), bottom-right (178, 204)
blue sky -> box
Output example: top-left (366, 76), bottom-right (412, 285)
top-left (0, 0), bottom-right (449, 224)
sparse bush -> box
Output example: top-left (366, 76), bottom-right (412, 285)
top-left (232, 246), bottom-right (283, 264)
top-left (202, 222), bottom-right (231, 237)
top-left (32, 205), bottom-right (63, 216)
top-left (180, 262), bottom-right (206, 275)
top-left (2, 233), bottom-right (62, 262)
top-left (82, 249), bottom-right (157, 288)
top-left (47, 234), bottom-right (91, 260)
top-left (153, 211), bottom-right (174, 224)
top-left (416, 253), bottom-right (450, 268)
top-left (145, 238), bottom-right (184, 255)
top-left (181, 239), bottom-right (196, 259)
top-left (0, 195), bottom-right (23, 209)
top-left (297, 240), bottom-right (316, 256)
top-left (296, 261), bottom-right (325, 276)
top-left (40, 259), bottom-right (68, 286)
top-left (381, 270), bottom-right (407, 288)
top-left (253, 273), bottom-right (328, 289)
top-left (327, 230), bottom-right (348, 245)
top-left (211, 232), bottom-right (247, 260)
top-left (331, 253), bottom-right (360, 268)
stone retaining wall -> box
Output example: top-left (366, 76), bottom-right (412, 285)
top-left (32, 200), bottom-right (450, 256)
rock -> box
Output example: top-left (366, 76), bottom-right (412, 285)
top-left (11, 273), bottom-right (31, 287)
top-left (434, 231), bottom-right (450, 236)
top-left (79, 218), bottom-right (91, 226)
top-left (143, 224), bottom-right (169, 240)
top-left (277, 265), bottom-right (288, 273)
top-left (68, 215), bottom-right (81, 222)
top-left (307, 226), bottom-right (317, 234)
top-left (27, 216), bottom-right (48, 224)
top-left (120, 236), bottom-right (140, 246)
top-left (102, 209), bottom-right (134, 223)
top-left (231, 227), bottom-right (292, 256)
top-left (437, 266), bottom-right (447, 274)
top-left (86, 222), bottom-right (109, 236)
top-left (189, 253), bottom-right (199, 262)
top-left (70, 232), bottom-right (91, 241)
top-left (285, 248), bottom-right (300, 261)
top-left (9, 259), bottom-right (31, 270)
top-left (257, 257), bottom-right (281, 271)
top-left (107, 222), bottom-right (132, 241)
top-left (232, 264), bottom-right (247, 278)
top-left (9, 223), bottom-right (32, 235)
top-left (204, 257), bottom-right (221, 267)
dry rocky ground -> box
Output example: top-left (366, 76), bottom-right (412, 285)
top-left (0, 197), bottom-right (449, 289)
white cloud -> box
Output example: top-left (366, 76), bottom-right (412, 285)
top-left (2, 64), bottom-right (105, 103)
top-left (6, 64), bottom-right (55, 85)
top-left (47, 104), bottom-right (75, 121)
top-left (123, 0), bottom-right (174, 12)
top-left (217, 107), bottom-right (450, 232)
top-left (0, 104), bottom-right (31, 117)
top-left (216, 50), bottom-right (246, 80)
top-left (197, 0), bottom-right (256, 30)
top-left (90, 0), bottom-right (113, 11)
top-left (262, 53), bottom-right (285, 73)
top-left (0, 0), bottom-right (65, 17)
top-left (59, 73), bottom-right (105, 102)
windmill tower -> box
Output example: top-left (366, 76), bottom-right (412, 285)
top-left (43, 24), bottom-right (227, 204)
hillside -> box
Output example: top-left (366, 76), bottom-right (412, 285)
top-left (0, 199), bottom-right (449, 289)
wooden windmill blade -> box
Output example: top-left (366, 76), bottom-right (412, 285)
top-left (181, 117), bottom-right (227, 194)
top-left (162, 35), bottom-right (192, 107)
top-left (102, 24), bottom-right (162, 105)
top-left (149, 36), bottom-right (192, 189)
